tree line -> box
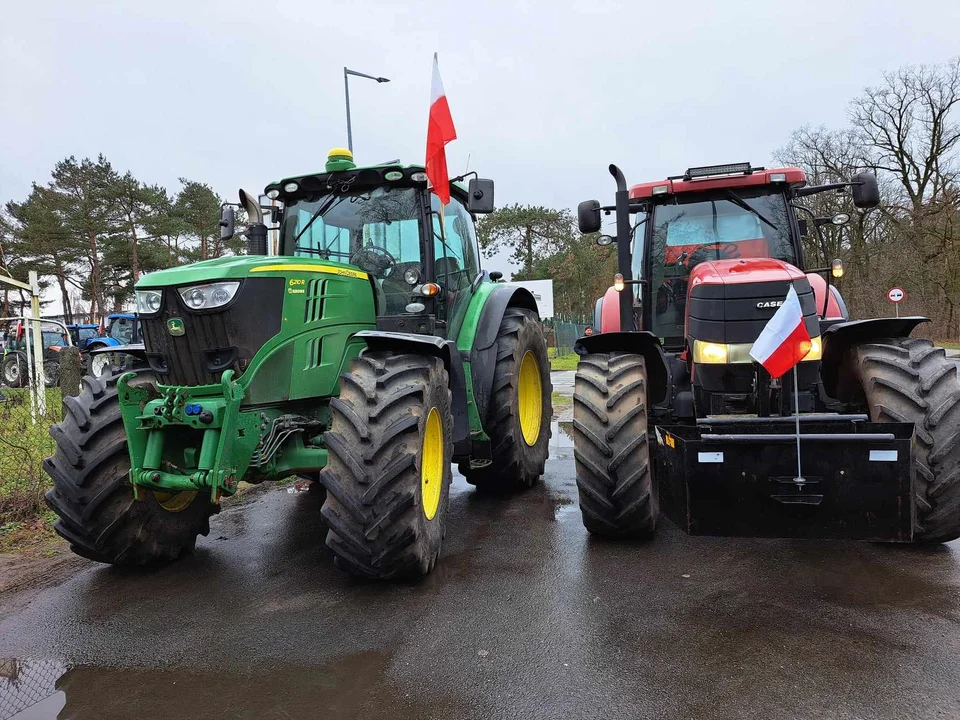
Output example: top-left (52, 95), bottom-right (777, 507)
top-left (478, 57), bottom-right (960, 339)
top-left (0, 156), bottom-right (243, 323)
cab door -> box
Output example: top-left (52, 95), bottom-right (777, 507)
top-left (430, 194), bottom-right (481, 340)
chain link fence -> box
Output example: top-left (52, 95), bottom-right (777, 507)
top-left (0, 319), bottom-right (80, 534)
top-left (0, 658), bottom-right (66, 720)
top-left (543, 319), bottom-right (590, 357)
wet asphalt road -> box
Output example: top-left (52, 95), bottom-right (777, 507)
top-left (2, 427), bottom-right (960, 719)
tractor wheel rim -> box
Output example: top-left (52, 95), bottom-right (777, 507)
top-left (153, 490), bottom-right (197, 513)
top-left (4, 364), bottom-right (18, 383)
top-left (421, 407), bottom-right (444, 521)
top-left (518, 350), bottom-right (543, 446)
top-left (92, 355), bottom-right (109, 376)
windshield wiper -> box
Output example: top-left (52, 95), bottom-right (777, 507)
top-left (723, 190), bottom-right (778, 231)
top-left (293, 194), bottom-right (349, 246)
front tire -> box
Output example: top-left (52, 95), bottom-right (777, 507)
top-left (320, 352), bottom-right (453, 579)
top-left (848, 337), bottom-right (960, 543)
top-left (458, 307), bottom-right (552, 491)
top-left (572, 352), bottom-right (658, 538)
top-left (43, 372), bottom-right (217, 565)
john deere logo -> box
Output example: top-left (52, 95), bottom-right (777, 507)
top-left (167, 318), bottom-right (185, 336)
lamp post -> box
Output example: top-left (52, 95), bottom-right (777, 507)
top-left (343, 67), bottom-right (390, 154)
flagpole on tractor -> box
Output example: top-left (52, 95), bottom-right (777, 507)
top-left (793, 364), bottom-right (804, 483)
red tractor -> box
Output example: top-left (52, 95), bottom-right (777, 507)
top-left (574, 162), bottom-right (960, 543)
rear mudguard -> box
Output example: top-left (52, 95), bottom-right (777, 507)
top-left (574, 331), bottom-right (669, 405)
top-left (353, 330), bottom-right (471, 458)
top-left (464, 284), bottom-right (538, 429)
top-left (87, 342), bottom-right (148, 366)
top-left (820, 317), bottom-right (929, 397)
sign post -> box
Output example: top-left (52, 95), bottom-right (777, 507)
top-left (887, 286), bottom-right (905, 318)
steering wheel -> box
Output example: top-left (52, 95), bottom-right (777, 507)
top-left (686, 242), bottom-right (741, 269)
top-left (349, 245), bottom-right (397, 278)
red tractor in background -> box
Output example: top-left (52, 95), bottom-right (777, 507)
top-left (574, 162), bottom-right (960, 544)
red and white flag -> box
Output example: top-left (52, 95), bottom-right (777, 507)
top-left (425, 53), bottom-right (457, 205)
top-left (749, 285), bottom-right (813, 379)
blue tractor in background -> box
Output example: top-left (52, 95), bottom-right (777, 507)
top-left (66, 323), bottom-right (101, 351)
top-left (84, 313), bottom-right (142, 378)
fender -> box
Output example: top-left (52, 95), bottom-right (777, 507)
top-left (353, 330), bottom-right (470, 458)
top-left (89, 342), bottom-right (148, 363)
top-left (574, 331), bottom-right (669, 405)
top-left (469, 284), bottom-right (538, 427)
top-left (820, 316), bottom-right (930, 397)
top-left (88, 338), bottom-right (121, 350)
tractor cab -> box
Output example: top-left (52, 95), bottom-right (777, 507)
top-left (267, 148), bottom-right (495, 337)
top-left (581, 162), bottom-right (875, 418)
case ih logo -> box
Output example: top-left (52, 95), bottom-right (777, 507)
top-left (756, 300), bottom-right (784, 309)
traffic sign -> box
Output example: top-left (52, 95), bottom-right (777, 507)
top-left (888, 287), bottom-right (905, 303)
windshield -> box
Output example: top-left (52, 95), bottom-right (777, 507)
top-left (109, 318), bottom-right (134, 344)
top-left (78, 327), bottom-right (98, 342)
top-left (649, 189), bottom-right (794, 343)
top-left (285, 186), bottom-right (425, 315)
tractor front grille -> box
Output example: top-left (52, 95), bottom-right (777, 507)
top-left (140, 277), bottom-right (285, 386)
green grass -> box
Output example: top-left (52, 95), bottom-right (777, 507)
top-left (0, 388), bottom-right (61, 531)
top-left (548, 347), bottom-right (580, 371)
top-left (936, 340), bottom-right (960, 350)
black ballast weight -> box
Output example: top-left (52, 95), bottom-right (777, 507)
top-left (654, 415), bottom-right (914, 541)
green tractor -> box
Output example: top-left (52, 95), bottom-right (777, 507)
top-left (44, 148), bottom-right (553, 579)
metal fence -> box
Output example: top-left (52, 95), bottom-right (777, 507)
top-left (0, 318), bottom-right (78, 527)
top-left (544, 319), bottom-right (589, 357)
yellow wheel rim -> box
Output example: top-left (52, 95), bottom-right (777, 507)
top-left (421, 407), bottom-right (444, 520)
top-left (153, 490), bottom-right (197, 513)
top-left (518, 351), bottom-right (543, 447)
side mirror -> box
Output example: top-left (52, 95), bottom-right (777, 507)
top-left (467, 178), bottom-right (495, 213)
top-left (220, 205), bottom-right (235, 241)
top-left (578, 200), bottom-right (601, 233)
top-left (851, 172), bottom-right (880, 209)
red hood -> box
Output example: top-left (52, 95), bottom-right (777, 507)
top-left (689, 258), bottom-right (806, 288)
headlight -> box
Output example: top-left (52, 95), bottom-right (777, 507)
top-left (693, 337), bottom-right (823, 364)
top-left (178, 281), bottom-right (240, 310)
top-left (135, 289), bottom-right (162, 314)
top-left (693, 340), bottom-right (728, 364)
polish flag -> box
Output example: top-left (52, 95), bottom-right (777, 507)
top-left (425, 53), bottom-right (457, 206)
top-left (749, 285), bottom-right (813, 379)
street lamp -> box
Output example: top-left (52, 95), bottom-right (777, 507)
top-left (343, 67), bottom-right (390, 154)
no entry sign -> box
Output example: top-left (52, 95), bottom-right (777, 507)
top-left (888, 287), bottom-right (905, 303)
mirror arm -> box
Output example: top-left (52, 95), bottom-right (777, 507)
top-left (791, 204), bottom-right (828, 267)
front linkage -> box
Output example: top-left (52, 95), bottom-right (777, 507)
top-left (117, 370), bottom-right (327, 504)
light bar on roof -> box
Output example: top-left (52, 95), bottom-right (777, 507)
top-left (684, 163), bottom-right (752, 180)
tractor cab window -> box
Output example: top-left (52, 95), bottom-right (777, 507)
top-left (431, 195), bottom-right (479, 295)
top-left (649, 190), bottom-right (793, 343)
top-left (109, 318), bottom-right (134, 344)
top-left (287, 186), bottom-right (425, 315)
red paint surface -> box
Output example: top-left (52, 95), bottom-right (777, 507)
top-left (629, 168), bottom-right (806, 200)
top-left (806, 272), bottom-right (844, 319)
top-left (600, 286), bottom-right (621, 333)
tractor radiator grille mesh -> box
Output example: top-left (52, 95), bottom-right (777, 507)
top-left (140, 277), bottom-right (284, 386)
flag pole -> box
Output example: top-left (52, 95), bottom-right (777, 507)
top-left (793, 363), bottom-right (804, 483)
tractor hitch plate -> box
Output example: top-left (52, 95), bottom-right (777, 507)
top-left (654, 417), bottom-right (914, 541)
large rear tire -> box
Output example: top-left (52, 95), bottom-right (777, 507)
top-left (572, 352), bottom-right (658, 538)
top-left (320, 352), bottom-right (453, 579)
top-left (848, 337), bottom-right (960, 543)
top-left (458, 307), bottom-right (552, 492)
top-left (43, 372), bottom-right (217, 565)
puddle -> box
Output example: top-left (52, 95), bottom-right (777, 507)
top-left (0, 653), bottom-right (467, 720)
top-left (550, 421), bottom-right (575, 450)
top-left (0, 659), bottom-right (66, 720)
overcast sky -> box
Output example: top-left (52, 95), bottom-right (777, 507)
top-left (3, 0), bottom-right (959, 278)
